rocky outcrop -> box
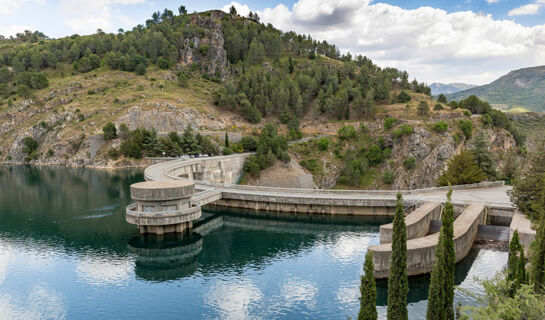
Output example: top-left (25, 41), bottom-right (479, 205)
top-left (179, 10), bottom-right (229, 80)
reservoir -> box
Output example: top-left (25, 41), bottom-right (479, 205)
top-left (0, 166), bottom-right (507, 319)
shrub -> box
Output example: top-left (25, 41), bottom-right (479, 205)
top-left (393, 124), bottom-right (414, 140)
top-left (366, 146), bottom-right (386, 165)
top-left (384, 117), bottom-right (398, 130)
top-left (107, 147), bottom-right (120, 160)
top-left (241, 136), bottom-right (258, 152)
top-left (102, 122), bottom-right (117, 140)
top-left (300, 158), bottom-right (320, 173)
top-left (17, 85), bottom-right (32, 98)
top-left (222, 147), bottom-right (233, 155)
top-left (244, 154), bottom-right (260, 176)
top-left (434, 103), bottom-right (443, 111)
top-left (157, 57), bottom-right (171, 69)
top-left (463, 110), bottom-right (472, 117)
top-left (433, 121), bottom-right (448, 133)
top-left (47, 149), bottom-right (54, 157)
top-left (481, 114), bottom-right (493, 127)
top-left (382, 169), bottom-right (395, 184)
top-left (437, 150), bottom-right (485, 186)
top-left (458, 120), bottom-right (473, 138)
top-left (417, 101), bottom-right (430, 116)
top-left (338, 125), bottom-right (357, 140)
top-left (397, 90), bottom-right (411, 103)
top-left (317, 137), bottom-right (330, 151)
top-left (403, 157), bottom-right (416, 170)
top-left (452, 133), bottom-right (460, 145)
top-left (199, 45), bottom-right (210, 55)
top-left (22, 137), bottom-right (39, 161)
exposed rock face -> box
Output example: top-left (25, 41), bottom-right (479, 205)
top-left (116, 105), bottom-right (226, 132)
top-left (247, 158), bottom-right (316, 189)
top-left (179, 10), bottom-right (229, 80)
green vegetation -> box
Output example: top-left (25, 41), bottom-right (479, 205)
top-left (243, 124), bottom-right (289, 177)
top-left (102, 122), bottom-right (117, 140)
top-left (531, 216), bottom-right (545, 294)
top-left (119, 125), bottom-right (218, 159)
top-left (507, 230), bottom-right (527, 296)
top-left (426, 189), bottom-right (455, 320)
top-left (392, 124), bottom-right (413, 140)
top-left (381, 169), bottom-right (394, 184)
top-left (417, 101), bottom-right (429, 116)
top-left (510, 143), bottom-right (545, 220)
top-left (403, 157), bottom-right (415, 170)
top-left (22, 137), bottom-right (39, 162)
top-left (383, 117), bottom-right (398, 130)
top-left (358, 251), bottom-right (377, 320)
top-left (432, 121), bottom-right (448, 133)
top-left (387, 193), bottom-right (408, 320)
top-left (469, 130), bottom-right (496, 179)
top-left (397, 90), bottom-right (411, 103)
top-left (449, 95), bottom-right (524, 145)
top-left (317, 137), bottom-right (330, 151)
top-left (437, 150), bottom-right (485, 186)
top-left (458, 119), bottom-right (473, 138)
top-left (338, 125), bottom-right (357, 140)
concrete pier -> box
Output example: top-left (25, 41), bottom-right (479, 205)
top-left (126, 180), bottom-right (201, 235)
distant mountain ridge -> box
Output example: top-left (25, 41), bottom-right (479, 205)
top-left (429, 82), bottom-right (478, 95)
top-left (446, 66), bottom-right (545, 112)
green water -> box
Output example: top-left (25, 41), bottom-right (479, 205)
top-left (0, 166), bottom-right (507, 319)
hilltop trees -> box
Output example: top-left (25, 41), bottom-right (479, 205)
top-left (437, 150), bottom-right (485, 186)
top-left (427, 189), bottom-right (455, 320)
top-left (358, 251), bottom-right (377, 320)
top-left (387, 193), bottom-right (408, 320)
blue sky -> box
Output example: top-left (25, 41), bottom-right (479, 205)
top-left (2, 0), bottom-right (545, 84)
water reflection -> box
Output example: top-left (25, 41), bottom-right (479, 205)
top-left (0, 165), bottom-right (508, 319)
top-left (128, 233), bottom-right (203, 281)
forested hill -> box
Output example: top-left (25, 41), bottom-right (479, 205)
top-left (0, 8), bottom-right (430, 124)
top-left (446, 65), bottom-right (545, 112)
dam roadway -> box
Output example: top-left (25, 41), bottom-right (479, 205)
top-left (134, 153), bottom-right (531, 277)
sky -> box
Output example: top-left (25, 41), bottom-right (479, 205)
top-left (2, 0), bottom-right (545, 85)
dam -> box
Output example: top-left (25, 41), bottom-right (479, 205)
top-left (126, 153), bottom-right (535, 278)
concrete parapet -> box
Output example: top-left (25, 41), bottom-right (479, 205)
top-left (131, 180), bottom-right (194, 201)
top-left (370, 204), bottom-right (485, 278)
top-left (380, 202), bottom-right (442, 244)
top-left (509, 212), bottom-right (536, 253)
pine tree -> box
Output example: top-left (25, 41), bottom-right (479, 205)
top-left (531, 214), bottom-right (545, 294)
top-left (470, 130), bottom-right (497, 178)
top-left (437, 150), bottom-right (486, 186)
top-left (426, 189), bottom-right (455, 320)
top-left (358, 251), bottom-right (377, 320)
top-left (387, 193), bottom-right (408, 320)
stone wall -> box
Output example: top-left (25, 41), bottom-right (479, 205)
top-left (370, 204), bottom-right (485, 278)
top-left (380, 202), bottom-right (442, 244)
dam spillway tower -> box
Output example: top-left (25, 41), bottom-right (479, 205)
top-left (125, 180), bottom-right (201, 235)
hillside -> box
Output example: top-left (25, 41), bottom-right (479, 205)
top-left (430, 83), bottom-right (477, 95)
top-left (0, 8), bottom-right (526, 190)
top-left (446, 66), bottom-right (545, 112)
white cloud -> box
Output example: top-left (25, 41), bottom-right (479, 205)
top-left (0, 25), bottom-right (33, 37)
top-left (221, 1), bottom-right (252, 17)
top-left (0, 0), bottom-right (44, 15)
top-left (237, 0), bottom-right (545, 84)
top-left (58, 0), bottom-right (146, 35)
top-left (486, 0), bottom-right (499, 3)
top-left (508, 3), bottom-right (540, 16)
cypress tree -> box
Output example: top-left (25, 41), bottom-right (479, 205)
top-left (387, 193), bottom-right (408, 320)
top-left (224, 132), bottom-right (230, 148)
top-left (507, 230), bottom-right (522, 296)
top-left (517, 244), bottom-right (527, 288)
top-left (358, 251), bottom-right (377, 320)
top-left (426, 189), bottom-right (455, 320)
top-left (531, 213), bottom-right (545, 293)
